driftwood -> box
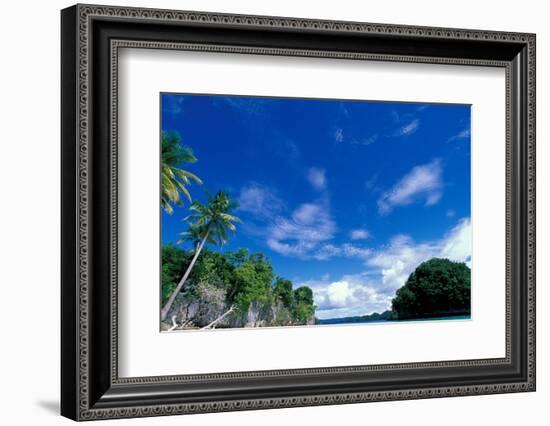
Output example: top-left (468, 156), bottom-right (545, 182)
top-left (201, 306), bottom-right (235, 330)
top-left (167, 315), bottom-right (179, 331)
top-left (167, 316), bottom-right (196, 331)
top-left (165, 305), bottom-right (234, 331)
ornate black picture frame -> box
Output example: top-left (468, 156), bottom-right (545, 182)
top-left (61, 4), bottom-right (536, 421)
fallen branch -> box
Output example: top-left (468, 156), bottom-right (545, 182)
top-left (201, 306), bottom-right (235, 330)
top-left (168, 315), bottom-right (179, 331)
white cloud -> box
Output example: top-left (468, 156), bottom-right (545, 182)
top-left (312, 243), bottom-right (371, 261)
top-left (342, 244), bottom-right (371, 258)
top-left (307, 274), bottom-right (394, 319)
top-left (220, 97), bottom-right (270, 116)
top-left (266, 202), bottom-right (371, 261)
top-left (292, 203), bottom-right (323, 225)
top-left (378, 159), bottom-right (443, 214)
top-left (447, 128), bottom-right (470, 143)
top-left (446, 209), bottom-right (456, 218)
top-left (312, 244), bottom-right (342, 261)
top-left (237, 183), bottom-right (284, 219)
top-left (350, 229), bottom-right (370, 240)
top-left (267, 202), bottom-right (336, 258)
top-left (364, 173), bottom-right (379, 191)
top-left (339, 104), bottom-right (350, 117)
top-left (267, 239), bottom-right (317, 258)
top-left (334, 128), bottom-right (344, 143)
top-left (440, 218), bottom-right (471, 264)
top-left (357, 135), bottom-right (378, 146)
top-left (307, 168), bottom-right (327, 191)
top-left (325, 281), bottom-right (356, 308)
top-left (350, 135), bottom-right (378, 146)
top-left (333, 127), bottom-right (377, 146)
top-left (396, 118), bottom-right (419, 136)
top-left (367, 218), bottom-right (471, 293)
top-left (164, 96), bottom-right (186, 116)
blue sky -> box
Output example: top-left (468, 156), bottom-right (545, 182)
top-left (161, 93), bottom-right (471, 319)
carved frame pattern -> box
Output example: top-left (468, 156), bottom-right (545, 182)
top-left (61, 4), bottom-right (536, 421)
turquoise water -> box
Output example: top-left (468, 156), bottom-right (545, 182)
top-left (319, 315), bottom-right (471, 325)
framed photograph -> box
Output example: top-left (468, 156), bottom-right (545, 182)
top-left (61, 4), bottom-right (536, 421)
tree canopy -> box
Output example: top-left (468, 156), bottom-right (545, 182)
top-left (273, 278), bottom-right (294, 308)
top-left (391, 258), bottom-right (471, 320)
top-left (293, 286), bottom-right (316, 322)
top-left (161, 245), bottom-right (316, 326)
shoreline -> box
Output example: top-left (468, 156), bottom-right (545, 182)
top-left (161, 315), bottom-right (472, 332)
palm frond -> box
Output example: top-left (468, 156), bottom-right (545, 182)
top-left (160, 130), bottom-right (202, 213)
top-left (219, 213), bottom-right (242, 223)
top-left (172, 167), bottom-right (203, 185)
top-left (177, 190), bottom-right (242, 250)
top-left (161, 199), bottom-right (173, 215)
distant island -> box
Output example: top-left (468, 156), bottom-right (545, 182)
top-left (319, 310), bottom-right (394, 325)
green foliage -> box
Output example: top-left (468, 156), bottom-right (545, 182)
top-left (391, 258), bottom-right (471, 320)
top-left (161, 244), bottom-right (316, 325)
top-left (161, 244), bottom-right (192, 304)
top-left (292, 286), bottom-right (316, 323)
top-left (225, 248), bottom-right (250, 268)
top-left (161, 131), bottom-right (202, 214)
top-left (293, 303), bottom-right (315, 323)
top-left (273, 277), bottom-right (294, 308)
top-left (189, 250), bottom-right (236, 294)
top-left (162, 246), bottom-right (233, 304)
top-left (294, 286), bottom-right (314, 305)
top-left (233, 254), bottom-right (275, 312)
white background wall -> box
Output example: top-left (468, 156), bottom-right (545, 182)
top-left (0, 0), bottom-right (547, 424)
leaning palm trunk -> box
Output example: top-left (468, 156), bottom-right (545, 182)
top-left (200, 305), bottom-right (235, 330)
top-left (160, 228), bottom-right (210, 321)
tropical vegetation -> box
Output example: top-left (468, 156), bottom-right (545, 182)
top-left (391, 258), bottom-right (471, 319)
top-left (160, 191), bottom-right (242, 321)
top-left (161, 245), bottom-right (317, 329)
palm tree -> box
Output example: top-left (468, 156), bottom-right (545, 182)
top-left (161, 131), bottom-right (202, 214)
top-left (160, 191), bottom-right (241, 321)
top-left (177, 223), bottom-right (216, 250)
